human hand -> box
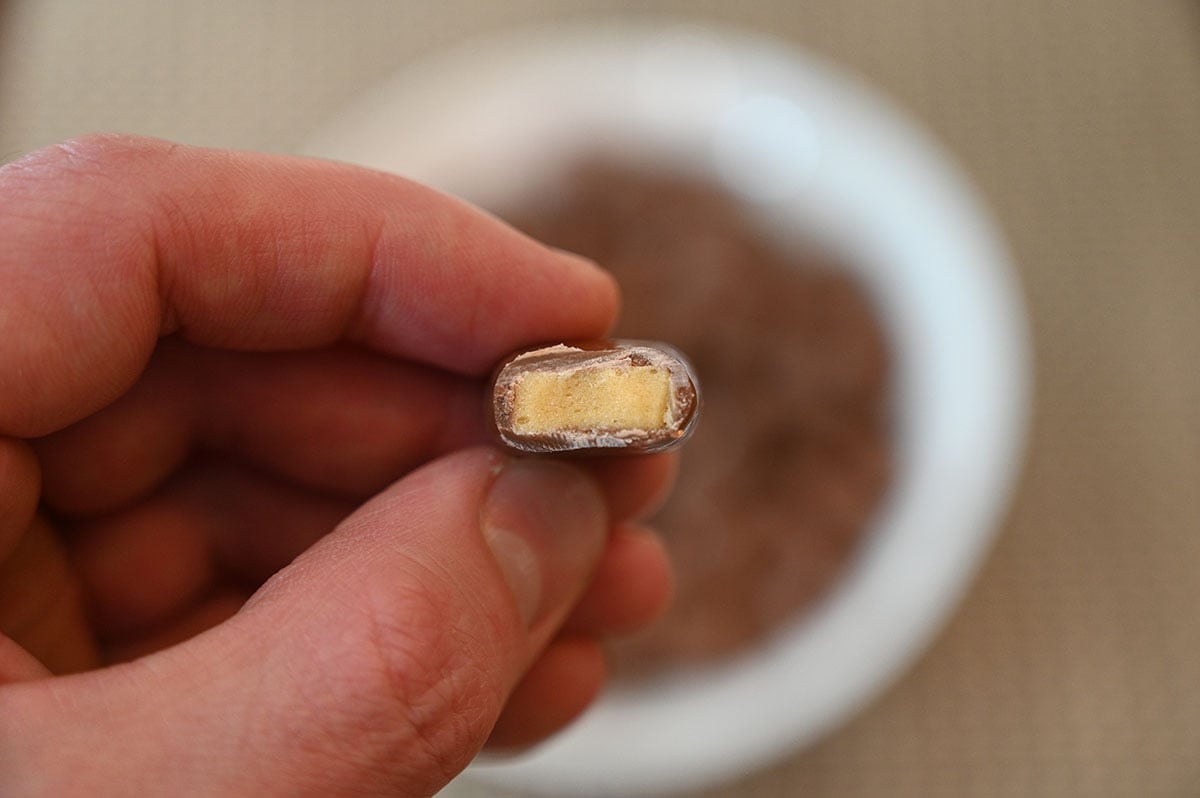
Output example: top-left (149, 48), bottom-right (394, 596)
top-left (0, 136), bottom-right (674, 796)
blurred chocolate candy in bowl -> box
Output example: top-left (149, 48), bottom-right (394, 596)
top-left (305, 20), bottom-right (1030, 797)
top-left (502, 161), bottom-right (892, 679)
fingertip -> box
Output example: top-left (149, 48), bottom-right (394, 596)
top-left (584, 452), bottom-right (679, 523)
top-left (565, 524), bottom-right (674, 636)
top-left (555, 249), bottom-right (622, 335)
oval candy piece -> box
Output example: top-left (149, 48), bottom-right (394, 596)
top-left (490, 341), bottom-right (700, 454)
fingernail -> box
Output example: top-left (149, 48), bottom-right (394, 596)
top-left (482, 459), bottom-right (607, 629)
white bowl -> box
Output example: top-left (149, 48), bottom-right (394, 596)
top-left (304, 21), bottom-right (1031, 797)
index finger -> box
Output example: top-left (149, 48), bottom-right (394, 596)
top-left (0, 135), bottom-right (618, 437)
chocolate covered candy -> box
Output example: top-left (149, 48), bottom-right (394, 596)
top-left (490, 341), bottom-right (700, 454)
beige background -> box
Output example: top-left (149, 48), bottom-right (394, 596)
top-left (3, 2), bottom-right (1198, 796)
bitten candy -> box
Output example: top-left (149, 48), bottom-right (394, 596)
top-left (490, 341), bottom-right (701, 454)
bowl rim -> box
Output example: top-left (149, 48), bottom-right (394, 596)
top-left (304, 20), bottom-right (1033, 797)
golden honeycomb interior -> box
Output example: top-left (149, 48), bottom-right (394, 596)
top-left (511, 366), bottom-right (671, 434)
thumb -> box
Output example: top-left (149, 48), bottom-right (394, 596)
top-left (2, 448), bottom-right (609, 797)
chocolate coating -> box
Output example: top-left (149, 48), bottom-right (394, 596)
top-left (490, 341), bottom-right (700, 454)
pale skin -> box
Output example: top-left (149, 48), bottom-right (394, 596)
top-left (0, 135), bottom-right (675, 797)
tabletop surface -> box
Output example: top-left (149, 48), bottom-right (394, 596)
top-left (2, 2), bottom-right (1197, 796)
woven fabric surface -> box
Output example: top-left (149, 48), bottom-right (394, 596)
top-left (2, 2), bottom-right (1197, 796)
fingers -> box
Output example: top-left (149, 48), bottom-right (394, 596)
top-left (0, 634), bottom-right (51, 684)
top-left (194, 347), bottom-right (484, 498)
top-left (35, 343), bottom-right (676, 527)
top-left (67, 458), bottom-right (352, 641)
top-left (69, 502), bottom-right (214, 640)
top-left (35, 341), bottom-right (675, 521)
top-left (483, 526), bottom-right (675, 754)
top-left (59, 449), bottom-right (670, 657)
top-left (68, 486), bottom-right (670, 659)
top-left (485, 637), bottom-right (606, 751)
top-left (0, 516), bottom-right (98, 675)
top-left (104, 589), bottom-right (247, 664)
top-left (564, 525), bottom-right (673, 635)
top-left (0, 439), bottom-right (40, 561)
top-left (0, 448), bottom-right (613, 796)
top-left (0, 134), bottom-right (618, 437)
top-left (582, 452), bottom-right (679, 524)
top-left (35, 341), bottom-right (483, 517)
